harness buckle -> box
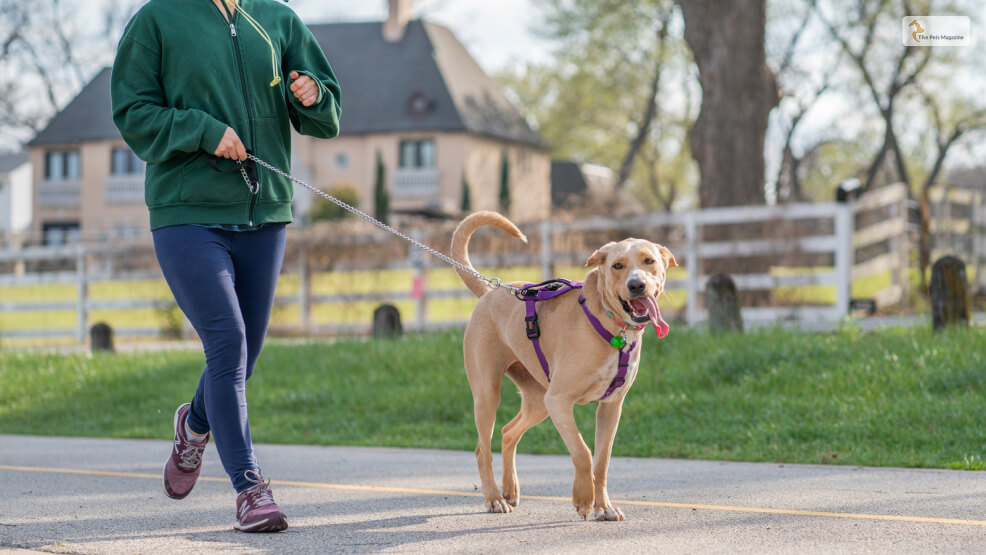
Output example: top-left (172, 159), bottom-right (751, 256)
top-left (525, 315), bottom-right (540, 339)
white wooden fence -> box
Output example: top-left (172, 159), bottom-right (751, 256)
top-left (0, 188), bottom-right (924, 343)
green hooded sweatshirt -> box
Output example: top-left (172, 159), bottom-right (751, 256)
top-left (111, 0), bottom-right (341, 230)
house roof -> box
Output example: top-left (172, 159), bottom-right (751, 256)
top-left (0, 150), bottom-right (30, 174)
top-left (28, 67), bottom-right (117, 147)
top-left (30, 19), bottom-right (545, 149)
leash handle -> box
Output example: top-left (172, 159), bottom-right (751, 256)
top-left (210, 152), bottom-right (259, 195)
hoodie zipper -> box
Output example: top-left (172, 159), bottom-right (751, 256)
top-left (217, 2), bottom-right (260, 226)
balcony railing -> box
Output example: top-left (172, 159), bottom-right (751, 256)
top-left (37, 180), bottom-right (81, 207)
top-left (392, 168), bottom-right (440, 198)
top-left (105, 174), bottom-right (145, 204)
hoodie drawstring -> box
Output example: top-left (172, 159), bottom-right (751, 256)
top-left (224, 0), bottom-right (282, 87)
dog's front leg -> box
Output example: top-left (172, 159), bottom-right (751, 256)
top-left (545, 394), bottom-right (594, 519)
top-left (591, 400), bottom-right (626, 521)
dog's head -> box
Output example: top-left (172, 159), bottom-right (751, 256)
top-left (586, 239), bottom-right (677, 337)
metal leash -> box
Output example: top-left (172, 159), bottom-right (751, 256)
top-left (244, 153), bottom-right (520, 293)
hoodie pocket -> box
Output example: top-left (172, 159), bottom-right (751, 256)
top-left (179, 151), bottom-right (252, 204)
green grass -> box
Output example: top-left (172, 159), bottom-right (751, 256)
top-left (1, 325), bottom-right (983, 470)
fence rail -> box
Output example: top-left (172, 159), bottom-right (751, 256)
top-left (0, 183), bottom-right (967, 347)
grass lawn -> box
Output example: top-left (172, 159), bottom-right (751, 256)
top-left (1, 325), bottom-right (983, 470)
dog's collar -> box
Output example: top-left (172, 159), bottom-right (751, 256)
top-left (604, 308), bottom-right (647, 332)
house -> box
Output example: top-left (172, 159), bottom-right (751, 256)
top-left (26, 0), bottom-right (549, 245)
top-left (0, 150), bottom-right (33, 246)
top-left (550, 160), bottom-right (624, 212)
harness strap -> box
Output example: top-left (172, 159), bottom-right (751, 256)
top-left (521, 279), bottom-right (583, 383)
top-left (519, 279), bottom-right (637, 401)
top-left (579, 293), bottom-right (637, 400)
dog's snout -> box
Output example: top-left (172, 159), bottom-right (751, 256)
top-left (627, 278), bottom-right (646, 296)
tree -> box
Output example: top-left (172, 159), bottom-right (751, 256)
top-left (810, 0), bottom-right (985, 284)
top-left (498, 0), bottom-right (696, 212)
top-left (309, 185), bottom-right (360, 223)
top-left (678, 0), bottom-right (779, 207)
top-left (811, 0), bottom-right (933, 193)
top-left (373, 151), bottom-right (389, 224)
top-left (498, 151), bottom-right (510, 215)
top-left (0, 0), bottom-right (142, 150)
top-left (768, 0), bottom-right (844, 203)
top-left (460, 174), bottom-right (472, 212)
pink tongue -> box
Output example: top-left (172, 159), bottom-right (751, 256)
top-left (641, 296), bottom-right (669, 338)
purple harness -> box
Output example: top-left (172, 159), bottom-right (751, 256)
top-left (519, 279), bottom-right (638, 401)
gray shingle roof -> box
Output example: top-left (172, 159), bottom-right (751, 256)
top-left (28, 67), bottom-right (117, 146)
top-left (30, 19), bottom-right (545, 149)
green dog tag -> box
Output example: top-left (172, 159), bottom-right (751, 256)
top-left (610, 336), bottom-right (626, 349)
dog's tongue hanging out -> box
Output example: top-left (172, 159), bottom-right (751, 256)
top-left (643, 297), bottom-right (669, 338)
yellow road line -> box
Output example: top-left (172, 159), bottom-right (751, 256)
top-left (2, 464), bottom-right (983, 527)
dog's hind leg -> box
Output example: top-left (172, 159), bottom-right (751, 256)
top-left (500, 362), bottom-right (548, 507)
top-left (466, 344), bottom-right (513, 513)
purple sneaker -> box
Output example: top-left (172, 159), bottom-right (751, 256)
top-left (234, 470), bottom-right (288, 533)
top-left (163, 403), bottom-right (208, 499)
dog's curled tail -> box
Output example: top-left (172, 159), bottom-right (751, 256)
top-left (451, 211), bottom-right (527, 298)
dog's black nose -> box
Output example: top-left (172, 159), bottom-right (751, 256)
top-left (627, 278), bottom-right (645, 296)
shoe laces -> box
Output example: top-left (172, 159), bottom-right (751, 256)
top-left (175, 436), bottom-right (205, 469)
top-left (242, 469), bottom-right (275, 508)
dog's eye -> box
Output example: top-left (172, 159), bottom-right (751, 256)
top-left (644, 258), bottom-right (655, 265)
top-left (612, 263), bottom-right (624, 270)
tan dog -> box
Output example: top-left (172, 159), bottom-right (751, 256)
top-left (451, 211), bottom-right (676, 520)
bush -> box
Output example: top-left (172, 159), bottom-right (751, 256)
top-left (309, 184), bottom-right (360, 222)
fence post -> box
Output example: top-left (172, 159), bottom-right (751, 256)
top-left (897, 192), bottom-right (910, 302)
top-left (410, 231), bottom-right (426, 331)
top-left (540, 219), bottom-right (554, 280)
top-left (834, 203), bottom-right (852, 319)
top-left (685, 211), bottom-right (699, 327)
top-left (298, 237), bottom-right (311, 334)
top-left (706, 273), bottom-right (742, 334)
top-left (76, 246), bottom-right (89, 344)
top-left (974, 193), bottom-right (985, 293)
top-left (930, 255), bottom-right (969, 330)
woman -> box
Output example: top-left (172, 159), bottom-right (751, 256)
top-left (111, 0), bottom-right (341, 532)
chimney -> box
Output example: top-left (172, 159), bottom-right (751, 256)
top-left (383, 0), bottom-right (412, 42)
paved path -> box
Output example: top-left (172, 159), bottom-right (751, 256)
top-left (1, 435), bottom-right (984, 553)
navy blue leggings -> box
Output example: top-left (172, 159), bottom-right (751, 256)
top-left (153, 223), bottom-right (286, 493)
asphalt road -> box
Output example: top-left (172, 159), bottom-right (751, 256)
top-left (1, 435), bottom-right (984, 554)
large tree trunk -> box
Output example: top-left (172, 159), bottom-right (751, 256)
top-left (680, 0), bottom-right (778, 208)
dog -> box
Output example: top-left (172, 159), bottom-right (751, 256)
top-left (451, 211), bottom-right (676, 520)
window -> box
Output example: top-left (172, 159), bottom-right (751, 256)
top-left (111, 147), bottom-right (144, 175)
top-left (45, 150), bottom-right (81, 180)
top-left (42, 222), bottom-right (81, 246)
top-left (399, 139), bottom-right (436, 169)
top-left (334, 152), bottom-right (349, 169)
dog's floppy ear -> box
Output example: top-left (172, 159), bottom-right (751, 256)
top-left (657, 245), bottom-right (678, 269)
top-left (586, 242), bottom-right (616, 267)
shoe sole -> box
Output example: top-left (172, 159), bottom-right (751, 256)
top-left (234, 515), bottom-right (289, 533)
top-left (163, 403), bottom-right (194, 500)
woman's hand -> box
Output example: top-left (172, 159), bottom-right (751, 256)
top-left (214, 127), bottom-right (247, 161)
top-left (289, 71), bottom-right (319, 107)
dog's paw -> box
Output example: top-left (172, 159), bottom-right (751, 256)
top-left (592, 506), bottom-right (626, 521)
top-left (486, 498), bottom-right (514, 513)
top-left (503, 494), bottom-right (519, 507)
